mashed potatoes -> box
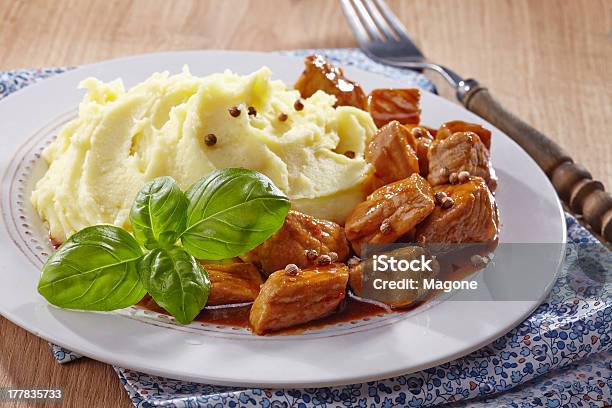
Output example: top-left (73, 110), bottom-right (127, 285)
top-left (31, 67), bottom-right (376, 242)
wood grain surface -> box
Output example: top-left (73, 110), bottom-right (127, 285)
top-left (0, 0), bottom-right (610, 406)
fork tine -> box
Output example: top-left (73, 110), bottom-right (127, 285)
top-left (371, 0), bottom-right (422, 52)
top-left (345, 0), bottom-right (385, 42)
top-left (339, 0), bottom-right (375, 47)
top-left (359, 0), bottom-right (396, 41)
top-left (341, 0), bottom-right (426, 61)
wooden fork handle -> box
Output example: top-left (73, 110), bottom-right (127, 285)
top-left (459, 80), bottom-right (612, 242)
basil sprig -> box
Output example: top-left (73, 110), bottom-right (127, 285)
top-left (138, 247), bottom-right (210, 324)
top-left (130, 176), bottom-right (188, 250)
top-left (37, 168), bottom-right (290, 324)
top-left (38, 225), bottom-right (146, 311)
top-left (182, 168), bottom-right (291, 260)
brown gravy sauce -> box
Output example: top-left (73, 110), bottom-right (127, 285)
top-left (137, 296), bottom-right (390, 334)
top-left (136, 241), bottom-right (498, 335)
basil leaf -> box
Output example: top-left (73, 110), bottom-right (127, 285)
top-left (181, 168), bottom-right (290, 260)
top-left (130, 176), bottom-right (188, 249)
top-left (138, 246), bottom-right (210, 324)
top-left (38, 225), bottom-right (146, 311)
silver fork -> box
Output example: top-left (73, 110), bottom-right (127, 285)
top-left (341, 0), bottom-right (464, 89)
top-left (340, 0), bottom-right (612, 242)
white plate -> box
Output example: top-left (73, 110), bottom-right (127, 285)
top-left (0, 51), bottom-right (565, 387)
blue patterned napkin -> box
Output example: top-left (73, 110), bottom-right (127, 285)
top-left (2, 49), bottom-right (611, 408)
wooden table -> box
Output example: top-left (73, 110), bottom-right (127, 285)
top-left (0, 0), bottom-right (609, 406)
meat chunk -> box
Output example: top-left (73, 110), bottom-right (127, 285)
top-left (416, 177), bottom-right (499, 243)
top-left (404, 125), bottom-right (435, 176)
top-left (427, 131), bottom-right (496, 190)
top-left (349, 246), bottom-right (440, 308)
top-left (348, 260), bottom-right (363, 296)
top-left (240, 210), bottom-right (350, 275)
top-left (437, 120), bottom-right (492, 150)
top-left (249, 263), bottom-right (349, 334)
top-left (368, 88), bottom-right (420, 128)
top-left (365, 121), bottom-right (420, 184)
top-left (204, 262), bottom-right (263, 306)
top-left (294, 54), bottom-right (366, 108)
top-left (423, 126), bottom-right (438, 138)
top-left (345, 173), bottom-right (435, 255)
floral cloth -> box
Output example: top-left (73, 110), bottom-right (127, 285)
top-left (3, 49), bottom-right (610, 408)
